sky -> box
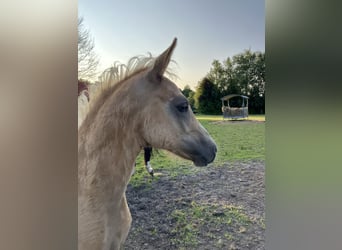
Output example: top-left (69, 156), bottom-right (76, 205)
top-left (79, 0), bottom-right (265, 89)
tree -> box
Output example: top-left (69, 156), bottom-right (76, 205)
top-left (181, 84), bottom-right (193, 98)
top-left (181, 85), bottom-right (195, 112)
top-left (232, 50), bottom-right (265, 114)
top-left (206, 60), bottom-right (225, 91)
top-left (205, 50), bottom-right (265, 114)
top-left (206, 58), bottom-right (240, 97)
top-left (78, 17), bottom-right (100, 80)
top-left (194, 78), bottom-right (221, 114)
top-left (188, 91), bottom-right (196, 112)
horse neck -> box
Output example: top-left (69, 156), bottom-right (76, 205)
top-left (79, 87), bottom-right (142, 188)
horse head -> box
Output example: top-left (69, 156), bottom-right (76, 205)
top-left (135, 38), bottom-right (217, 166)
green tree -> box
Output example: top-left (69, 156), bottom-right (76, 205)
top-left (181, 84), bottom-right (194, 98)
top-left (188, 91), bottom-right (196, 112)
top-left (181, 85), bottom-right (196, 112)
top-left (232, 50), bottom-right (265, 114)
top-left (194, 78), bottom-right (221, 114)
top-left (206, 60), bottom-right (225, 92)
top-left (205, 50), bottom-right (265, 114)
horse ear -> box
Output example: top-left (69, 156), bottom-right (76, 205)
top-left (148, 38), bottom-right (177, 82)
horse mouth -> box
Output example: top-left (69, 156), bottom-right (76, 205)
top-left (192, 150), bottom-right (216, 167)
top-left (174, 142), bottom-right (217, 167)
top-left (193, 157), bottom-right (211, 167)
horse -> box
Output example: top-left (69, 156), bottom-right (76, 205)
top-left (78, 80), bottom-right (154, 177)
top-left (78, 38), bottom-right (217, 250)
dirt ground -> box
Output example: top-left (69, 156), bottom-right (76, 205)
top-left (124, 160), bottom-right (265, 250)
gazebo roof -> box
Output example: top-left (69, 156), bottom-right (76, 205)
top-left (221, 94), bottom-right (249, 101)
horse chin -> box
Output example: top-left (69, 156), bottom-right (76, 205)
top-left (176, 151), bottom-right (211, 167)
top-left (180, 142), bottom-right (217, 167)
top-left (167, 140), bottom-right (217, 167)
top-left (193, 158), bottom-right (209, 167)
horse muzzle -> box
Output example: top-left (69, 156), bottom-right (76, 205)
top-left (180, 137), bottom-right (217, 167)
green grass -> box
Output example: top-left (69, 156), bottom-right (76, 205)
top-left (169, 201), bottom-right (252, 248)
top-left (130, 114), bottom-right (265, 186)
top-left (200, 116), bottom-right (265, 164)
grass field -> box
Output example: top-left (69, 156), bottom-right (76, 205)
top-left (130, 115), bottom-right (265, 186)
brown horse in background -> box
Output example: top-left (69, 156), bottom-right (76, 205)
top-left (78, 38), bottom-right (217, 250)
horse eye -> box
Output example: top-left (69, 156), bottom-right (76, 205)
top-left (176, 102), bottom-right (188, 112)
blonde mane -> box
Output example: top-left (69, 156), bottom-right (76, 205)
top-left (79, 54), bottom-right (177, 128)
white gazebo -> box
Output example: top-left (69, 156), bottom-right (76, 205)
top-left (221, 94), bottom-right (249, 119)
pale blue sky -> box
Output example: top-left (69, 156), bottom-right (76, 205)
top-left (79, 0), bottom-right (264, 89)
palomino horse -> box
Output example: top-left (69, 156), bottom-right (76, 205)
top-left (78, 81), bottom-right (154, 176)
top-left (78, 38), bottom-right (217, 250)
